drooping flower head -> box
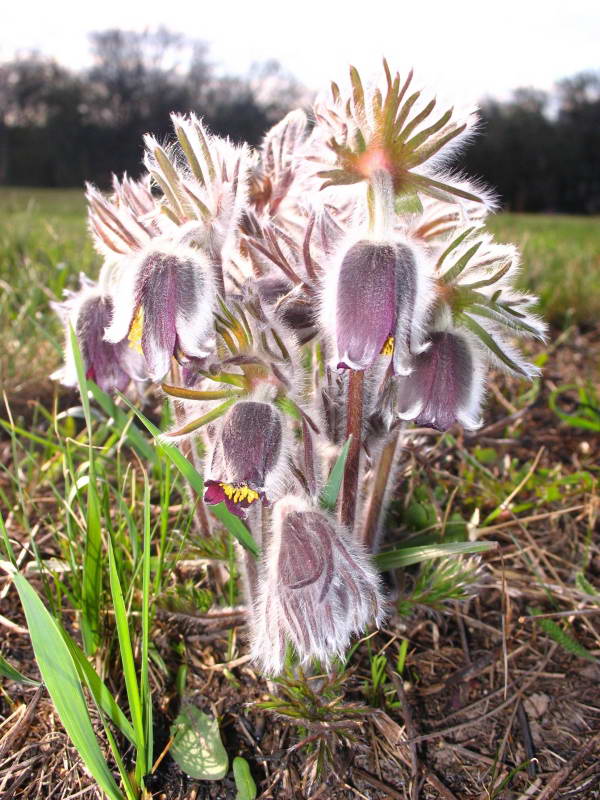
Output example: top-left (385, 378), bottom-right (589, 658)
top-left (103, 244), bottom-right (217, 382)
top-left (204, 400), bottom-right (287, 518)
top-left (251, 495), bottom-right (384, 674)
top-left (388, 329), bottom-right (485, 431)
top-left (329, 238), bottom-right (428, 375)
top-left (51, 275), bottom-right (146, 394)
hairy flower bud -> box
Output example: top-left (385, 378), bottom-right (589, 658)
top-left (104, 245), bottom-right (216, 381)
top-left (204, 401), bottom-right (285, 518)
top-left (251, 495), bottom-right (384, 674)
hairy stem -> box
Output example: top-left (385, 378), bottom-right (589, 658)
top-left (369, 169), bottom-right (395, 239)
top-left (341, 368), bottom-right (364, 532)
top-left (360, 429), bottom-right (400, 552)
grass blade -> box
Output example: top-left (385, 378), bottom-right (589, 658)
top-left (0, 652), bottom-right (40, 686)
top-left (69, 325), bottom-right (102, 655)
top-left (1, 563), bottom-right (124, 800)
top-left (375, 541), bottom-right (496, 571)
top-left (59, 631), bottom-right (136, 745)
top-left (107, 538), bottom-right (147, 785)
top-left (87, 381), bottom-right (157, 462)
top-left (141, 473), bottom-right (153, 774)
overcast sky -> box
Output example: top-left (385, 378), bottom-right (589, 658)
top-left (2, 0), bottom-right (598, 103)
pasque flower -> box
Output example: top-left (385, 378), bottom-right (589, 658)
top-left (51, 275), bottom-right (146, 393)
top-left (322, 172), bottom-right (433, 375)
top-left (103, 243), bottom-right (217, 382)
top-left (251, 495), bottom-right (384, 674)
top-left (204, 401), bottom-right (286, 518)
top-left (391, 329), bottom-right (485, 430)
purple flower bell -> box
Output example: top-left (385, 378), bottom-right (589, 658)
top-left (251, 496), bottom-right (384, 674)
top-left (394, 330), bottom-right (484, 431)
top-left (104, 245), bottom-right (216, 382)
top-left (204, 401), bottom-right (284, 519)
top-left (331, 239), bottom-right (428, 375)
top-left (51, 278), bottom-right (145, 394)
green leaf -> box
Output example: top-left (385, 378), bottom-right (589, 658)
top-left (233, 756), bottom-right (257, 800)
top-left (394, 192), bottom-right (423, 215)
top-left (436, 227), bottom-right (476, 270)
top-left (0, 651), bottom-right (40, 686)
top-left (107, 538), bottom-right (147, 784)
top-left (170, 705), bottom-right (229, 780)
top-left (59, 631), bottom-right (136, 745)
top-left (549, 384), bottom-right (600, 433)
top-left (375, 541), bottom-right (496, 571)
top-left (166, 397), bottom-right (237, 438)
top-left (118, 395), bottom-right (259, 558)
top-left (1, 564), bottom-right (124, 800)
top-left (440, 241), bottom-right (483, 284)
top-left (319, 436), bottom-right (352, 512)
top-left (575, 573), bottom-right (600, 603)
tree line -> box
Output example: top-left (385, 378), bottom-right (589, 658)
top-left (1, 29), bottom-right (599, 213)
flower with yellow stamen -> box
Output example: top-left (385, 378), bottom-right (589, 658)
top-left (380, 336), bottom-right (395, 356)
top-left (219, 483), bottom-right (260, 505)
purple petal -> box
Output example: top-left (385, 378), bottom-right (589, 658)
top-left (251, 502), bottom-right (383, 673)
top-left (398, 332), bottom-right (473, 431)
top-left (204, 480), bottom-right (250, 518)
top-left (391, 243), bottom-right (418, 374)
top-left (76, 295), bottom-right (133, 393)
top-left (136, 251), bottom-right (210, 380)
top-left (336, 241), bottom-right (398, 370)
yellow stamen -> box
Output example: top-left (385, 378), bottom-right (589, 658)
top-left (381, 336), bottom-right (395, 356)
top-left (219, 482), bottom-right (259, 505)
top-left (128, 307), bottom-right (144, 354)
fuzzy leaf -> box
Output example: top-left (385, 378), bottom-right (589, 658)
top-left (530, 609), bottom-right (596, 662)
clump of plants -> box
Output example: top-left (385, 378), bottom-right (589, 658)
top-left (52, 61), bottom-right (546, 676)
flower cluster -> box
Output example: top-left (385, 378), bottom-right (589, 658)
top-left (52, 61), bottom-right (545, 673)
